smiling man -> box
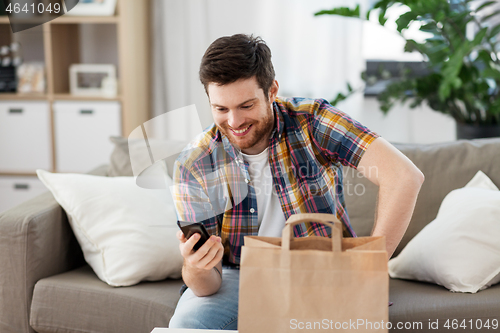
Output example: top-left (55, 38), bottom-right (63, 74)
top-left (168, 34), bottom-right (424, 330)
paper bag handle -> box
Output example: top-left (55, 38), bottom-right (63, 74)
top-left (282, 213), bottom-right (342, 252)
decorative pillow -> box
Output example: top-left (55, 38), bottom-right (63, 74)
top-left (388, 171), bottom-right (500, 293)
top-left (36, 169), bottom-right (183, 287)
top-left (108, 136), bottom-right (188, 178)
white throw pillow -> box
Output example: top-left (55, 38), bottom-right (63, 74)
top-left (388, 171), bottom-right (500, 293)
top-left (37, 169), bottom-right (183, 287)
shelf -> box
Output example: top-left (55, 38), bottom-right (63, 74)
top-left (0, 93), bottom-right (48, 100)
top-left (0, 0), bottom-right (149, 181)
top-left (0, 15), bottom-right (119, 25)
top-left (52, 93), bottom-right (121, 101)
top-left (0, 15), bottom-right (58, 24)
top-left (0, 172), bottom-right (39, 176)
top-left (51, 15), bottom-right (119, 24)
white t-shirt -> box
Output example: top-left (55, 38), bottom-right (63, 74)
top-left (241, 148), bottom-right (287, 237)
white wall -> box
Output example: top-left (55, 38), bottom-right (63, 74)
top-left (357, 98), bottom-right (456, 144)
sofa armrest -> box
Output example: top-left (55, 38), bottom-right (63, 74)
top-left (0, 165), bottom-right (108, 333)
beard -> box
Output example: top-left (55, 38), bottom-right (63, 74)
top-left (217, 102), bottom-right (275, 152)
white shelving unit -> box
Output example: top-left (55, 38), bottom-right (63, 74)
top-left (0, 0), bottom-right (151, 211)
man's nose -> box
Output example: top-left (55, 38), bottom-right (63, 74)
top-left (227, 111), bottom-right (245, 129)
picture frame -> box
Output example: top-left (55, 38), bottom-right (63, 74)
top-left (64, 0), bottom-right (118, 16)
top-left (69, 64), bottom-right (116, 97)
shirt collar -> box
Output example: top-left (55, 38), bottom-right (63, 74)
top-left (271, 99), bottom-right (285, 140)
top-left (219, 130), bottom-right (240, 162)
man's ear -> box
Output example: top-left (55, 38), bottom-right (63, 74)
top-left (268, 80), bottom-right (279, 101)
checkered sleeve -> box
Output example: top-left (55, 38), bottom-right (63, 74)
top-left (171, 159), bottom-right (219, 236)
top-left (311, 98), bottom-right (380, 169)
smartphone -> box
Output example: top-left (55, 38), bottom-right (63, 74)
top-left (177, 221), bottom-right (211, 251)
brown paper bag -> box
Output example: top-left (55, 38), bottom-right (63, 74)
top-left (238, 213), bottom-right (389, 333)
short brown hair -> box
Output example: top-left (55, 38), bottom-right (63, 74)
top-left (199, 34), bottom-right (275, 98)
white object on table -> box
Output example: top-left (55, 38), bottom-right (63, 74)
top-left (151, 329), bottom-right (238, 333)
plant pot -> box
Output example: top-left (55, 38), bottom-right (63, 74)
top-left (456, 122), bottom-right (500, 140)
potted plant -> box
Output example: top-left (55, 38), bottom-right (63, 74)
top-left (315, 0), bottom-right (500, 139)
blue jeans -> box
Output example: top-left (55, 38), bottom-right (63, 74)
top-left (168, 267), bottom-right (239, 330)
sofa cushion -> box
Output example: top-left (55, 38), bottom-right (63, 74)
top-left (344, 138), bottom-right (500, 257)
top-left (30, 266), bottom-right (500, 333)
top-left (30, 265), bottom-right (184, 333)
top-left (388, 171), bottom-right (500, 293)
top-left (36, 170), bottom-right (183, 287)
top-left (389, 278), bottom-right (500, 332)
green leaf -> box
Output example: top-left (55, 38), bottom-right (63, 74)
top-left (482, 67), bottom-right (500, 80)
top-left (472, 27), bottom-right (488, 46)
top-left (438, 41), bottom-right (470, 100)
top-left (489, 98), bottom-right (500, 115)
top-left (476, 1), bottom-right (497, 13)
top-left (395, 11), bottom-right (418, 32)
top-left (435, 11), bottom-right (446, 22)
top-left (314, 5), bottom-right (360, 18)
top-left (475, 49), bottom-right (493, 65)
top-left (419, 22), bottom-right (439, 34)
top-left (330, 93), bottom-right (346, 107)
top-left (379, 11), bottom-right (388, 25)
top-left (489, 23), bottom-right (500, 41)
top-left (330, 82), bottom-right (357, 106)
top-left (404, 39), bottom-right (422, 53)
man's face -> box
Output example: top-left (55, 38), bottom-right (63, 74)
top-left (208, 77), bottom-right (278, 155)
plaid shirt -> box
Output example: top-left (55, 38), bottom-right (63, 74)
top-left (172, 97), bottom-right (379, 265)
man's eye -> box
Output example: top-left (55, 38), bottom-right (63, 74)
top-left (242, 104), bottom-right (253, 109)
top-left (216, 107), bottom-right (227, 112)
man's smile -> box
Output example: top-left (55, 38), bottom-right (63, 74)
top-left (230, 125), bottom-right (252, 136)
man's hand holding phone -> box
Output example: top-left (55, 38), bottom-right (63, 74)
top-left (176, 229), bottom-right (223, 271)
top-left (176, 222), bottom-right (224, 296)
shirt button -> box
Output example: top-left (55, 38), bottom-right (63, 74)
top-left (250, 208), bottom-right (255, 213)
top-left (245, 178), bottom-right (250, 184)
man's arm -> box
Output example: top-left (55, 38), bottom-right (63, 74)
top-left (357, 137), bottom-right (424, 258)
top-left (177, 230), bottom-right (224, 297)
top-left (172, 157), bottom-right (226, 296)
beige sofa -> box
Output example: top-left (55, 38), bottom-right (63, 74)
top-left (1, 138), bottom-right (499, 333)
